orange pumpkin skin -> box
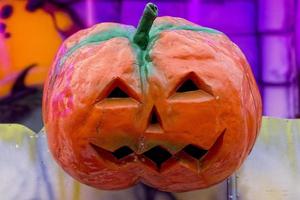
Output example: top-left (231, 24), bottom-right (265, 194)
top-left (43, 5), bottom-right (262, 192)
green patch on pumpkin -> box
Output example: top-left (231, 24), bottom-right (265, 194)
top-left (52, 2), bottom-right (222, 93)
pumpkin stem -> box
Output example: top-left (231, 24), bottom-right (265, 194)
top-left (133, 3), bottom-right (158, 50)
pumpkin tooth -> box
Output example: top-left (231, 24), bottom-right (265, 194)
top-left (112, 146), bottom-right (134, 159)
top-left (90, 143), bottom-right (134, 161)
top-left (181, 144), bottom-right (208, 160)
top-left (90, 143), bottom-right (118, 162)
top-left (142, 146), bottom-right (172, 169)
top-left (200, 129), bottom-right (226, 162)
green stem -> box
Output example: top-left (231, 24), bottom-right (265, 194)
top-left (133, 3), bottom-right (158, 50)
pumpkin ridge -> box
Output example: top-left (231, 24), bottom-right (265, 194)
top-left (131, 42), bottom-right (153, 86)
top-left (140, 22), bottom-right (222, 79)
top-left (242, 65), bottom-right (261, 153)
top-left (150, 23), bottom-right (221, 38)
top-left (53, 27), bottom-right (135, 78)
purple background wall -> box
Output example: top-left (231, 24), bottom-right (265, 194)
top-left (68, 0), bottom-right (300, 118)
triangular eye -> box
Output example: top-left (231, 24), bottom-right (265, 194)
top-left (176, 79), bottom-right (199, 93)
top-left (107, 86), bottom-right (130, 98)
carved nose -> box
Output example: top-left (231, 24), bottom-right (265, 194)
top-left (146, 106), bottom-right (163, 133)
top-left (150, 107), bottom-right (160, 124)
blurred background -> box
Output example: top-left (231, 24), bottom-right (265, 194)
top-left (0, 0), bottom-right (299, 125)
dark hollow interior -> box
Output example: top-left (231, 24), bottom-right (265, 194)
top-left (91, 143), bottom-right (209, 170)
top-left (176, 79), bottom-right (199, 93)
top-left (112, 146), bottom-right (134, 159)
top-left (107, 86), bottom-right (129, 98)
top-left (142, 146), bottom-right (172, 168)
top-left (149, 107), bottom-right (160, 125)
top-left (182, 144), bottom-right (208, 159)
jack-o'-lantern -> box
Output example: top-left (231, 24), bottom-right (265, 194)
top-left (0, 0), bottom-right (76, 96)
top-left (43, 3), bottom-right (262, 192)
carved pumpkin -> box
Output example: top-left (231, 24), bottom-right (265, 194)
top-left (43, 3), bottom-right (262, 192)
top-left (0, 0), bottom-right (76, 96)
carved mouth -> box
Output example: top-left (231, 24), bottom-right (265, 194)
top-left (90, 130), bottom-right (225, 171)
